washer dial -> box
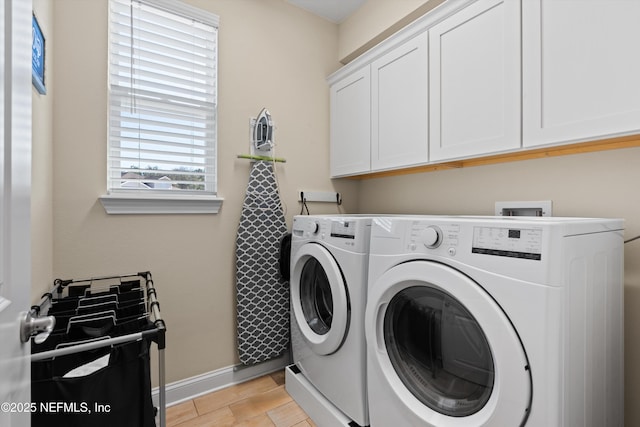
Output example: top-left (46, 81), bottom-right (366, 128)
top-left (307, 221), bottom-right (320, 234)
top-left (420, 226), bottom-right (442, 248)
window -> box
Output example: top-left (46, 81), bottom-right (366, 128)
top-left (103, 0), bottom-right (221, 214)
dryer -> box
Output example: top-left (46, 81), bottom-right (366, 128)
top-left (365, 216), bottom-right (624, 427)
top-left (286, 215), bottom-right (372, 426)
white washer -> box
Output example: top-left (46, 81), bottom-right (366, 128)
top-left (287, 215), bottom-right (372, 426)
top-left (365, 216), bottom-right (624, 427)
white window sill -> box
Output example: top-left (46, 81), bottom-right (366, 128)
top-left (99, 193), bottom-right (224, 215)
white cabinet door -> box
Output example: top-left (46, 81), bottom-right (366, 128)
top-left (429, 0), bottom-right (521, 161)
top-left (371, 33), bottom-right (428, 171)
top-left (330, 68), bottom-right (371, 177)
top-left (523, 0), bottom-right (640, 147)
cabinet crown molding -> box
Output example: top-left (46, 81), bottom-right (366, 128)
top-left (327, 0), bottom-right (479, 85)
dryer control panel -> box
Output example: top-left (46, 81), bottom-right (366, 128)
top-left (330, 220), bottom-right (356, 239)
top-left (292, 216), bottom-right (372, 253)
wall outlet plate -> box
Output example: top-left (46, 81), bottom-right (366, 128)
top-left (495, 200), bottom-right (552, 217)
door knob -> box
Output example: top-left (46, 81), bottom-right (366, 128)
top-left (20, 311), bottom-right (55, 343)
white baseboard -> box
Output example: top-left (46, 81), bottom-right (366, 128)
top-left (151, 352), bottom-right (291, 408)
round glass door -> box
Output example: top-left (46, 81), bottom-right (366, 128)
top-left (299, 257), bottom-right (333, 335)
top-left (384, 286), bottom-right (494, 417)
top-left (365, 260), bottom-right (531, 426)
top-left (291, 243), bottom-right (349, 355)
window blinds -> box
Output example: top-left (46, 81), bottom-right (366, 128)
top-left (108, 0), bottom-right (218, 193)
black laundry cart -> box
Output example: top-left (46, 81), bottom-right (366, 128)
top-left (29, 271), bottom-right (167, 427)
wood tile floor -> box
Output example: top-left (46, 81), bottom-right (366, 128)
top-left (166, 370), bottom-right (316, 427)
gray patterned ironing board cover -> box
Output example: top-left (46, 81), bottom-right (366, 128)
top-left (235, 161), bottom-right (289, 365)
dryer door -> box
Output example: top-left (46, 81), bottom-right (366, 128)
top-left (291, 243), bottom-right (349, 356)
top-left (366, 260), bottom-right (531, 426)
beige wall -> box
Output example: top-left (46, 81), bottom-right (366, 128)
top-left (338, 0), bottom-right (434, 62)
top-left (340, 2), bottom-right (640, 426)
top-left (32, 0), bottom-right (54, 302)
top-left (49, 0), bottom-right (356, 384)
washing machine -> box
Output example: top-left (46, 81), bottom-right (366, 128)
top-left (365, 216), bottom-right (624, 427)
top-left (286, 215), bottom-right (372, 426)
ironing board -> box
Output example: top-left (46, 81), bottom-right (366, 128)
top-left (235, 160), bottom-right (289, 365)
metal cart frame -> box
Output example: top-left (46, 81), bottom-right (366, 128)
top-left (30, 271), bottom-right (167, 427)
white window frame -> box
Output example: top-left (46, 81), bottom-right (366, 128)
top-left (101, 0), bottom-right (223, 214)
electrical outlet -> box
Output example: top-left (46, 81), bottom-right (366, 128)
top-left (495, 201), bottom-right (552, 217)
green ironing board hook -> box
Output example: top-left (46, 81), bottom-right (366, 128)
top-left (237, 154), bottom-right (286, 163)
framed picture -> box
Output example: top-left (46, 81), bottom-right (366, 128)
top-left (32, 13), bottom-right (46, 95)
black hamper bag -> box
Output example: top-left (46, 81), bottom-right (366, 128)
top-left (31, 338), bottom-right (155, 427)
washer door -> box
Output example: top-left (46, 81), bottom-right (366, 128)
top-left (366, 261), bottom-right (531, 426)
top-left (291, 243), bottom-right (349, 355)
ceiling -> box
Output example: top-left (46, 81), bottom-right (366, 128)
top-left (286, 0), bottom-right (366, 23)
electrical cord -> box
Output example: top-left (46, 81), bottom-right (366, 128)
top-left (625, 235), bottom-right (640, 244)
top-left (299, 197), bottom-right (310, 215)
top-left (270, 142), bottom-right (287, 216)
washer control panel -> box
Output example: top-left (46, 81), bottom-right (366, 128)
top-left (408, 221), bottom-right (543, 261)
top-left (472, 226), bottom-right (542, 260)
top-left (410, 222), bottom-right (460, 255)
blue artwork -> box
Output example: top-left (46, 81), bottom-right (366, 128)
top-left (32, 14), bottom-right (46, 95)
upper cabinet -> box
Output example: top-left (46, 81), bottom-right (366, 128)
top-left (429, 0), bottom-right (521, 161)
top-left (371, 32), bottom-right (429, 170)
top-left (330, 67), bottom-right (371, 177)
top-left (522, 0), bottom-right (640, 147)
top-left (328, 0), bottom-right (640, 178)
